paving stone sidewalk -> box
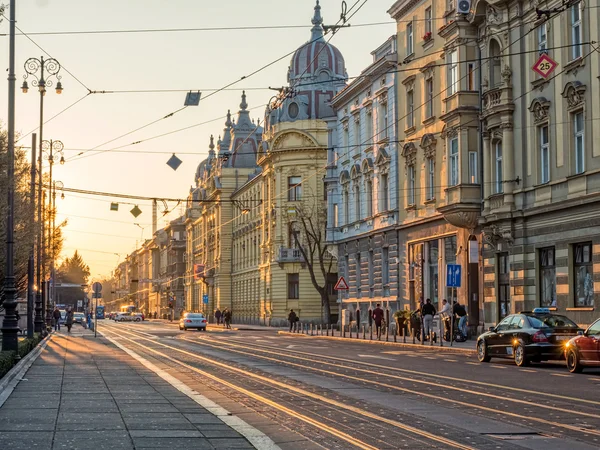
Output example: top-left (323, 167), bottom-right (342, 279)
top-left (0, 330), bottom-right (255, 450)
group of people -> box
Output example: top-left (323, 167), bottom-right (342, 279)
top-left (52, 306), bottom-right (74, 333)
top-left (214, 308), bottom-right (232, 329)
top-left (417, 298), bottom-right (468, 342)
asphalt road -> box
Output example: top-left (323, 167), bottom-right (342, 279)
top-left (99, 320), bottom-right (600, 450)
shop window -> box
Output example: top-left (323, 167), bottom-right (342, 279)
top-left (498, 253), bottom-right (510, 319)
top-left (574, 242), bottom-right (593, 307)
top-left (539, 247), bottom-right (556, 307)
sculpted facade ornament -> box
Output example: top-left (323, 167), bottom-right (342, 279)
top-left (561, 81), bottom-right (586, 109)
top-left (419, 62), bottom-right (435, 79)
top-left (440, 125), bottom-right (458, 139)
top-left (487, 6), bottom-right (500, 24)
top-left (528, 97), bottom-right (551, 124)
top-left (401, 143), bottom-right (417, 167)
top-left (420, 133), bottom-right (437, 159)
top-left (501, 65), bottom-right (512, 85)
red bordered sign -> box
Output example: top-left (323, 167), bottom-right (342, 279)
top-left (334, 276), bottom-right (349, 290)
top-left (532, 54), bottom-right (558, 79)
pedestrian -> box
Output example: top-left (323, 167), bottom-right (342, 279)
top-left (372, 303), bottom-right (385, 339)
top-left (288, 309), bottom-right (298, 332)
top-left (215, 308), bottom-right (222, 325)
top-left (439, 299), bottom-right (451, 341)
top-left (453, 301), bottom-right (468, 337)
top-left (421, 298), bottom-right (436, 341)
top-left (86, 312), bottom-right (92, 329)
top-left (53, 306), bottom-right (61, 331)
top-left (223, 308), bottom-right (232, 329)
top-left (65, 307), bottom-right (74, 333)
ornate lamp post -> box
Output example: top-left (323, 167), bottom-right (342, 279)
top-left (22, 56), bottom-right (63, 334)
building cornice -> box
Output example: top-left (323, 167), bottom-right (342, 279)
top-left (388, 0), bottom-right (423, 20)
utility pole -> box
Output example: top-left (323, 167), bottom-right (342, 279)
top-left (1, 0), bottom-right (19, 352)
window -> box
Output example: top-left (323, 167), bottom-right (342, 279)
top-left (407, 89), bottom-right (414, 128)
top-left (574, 111), bottom-right (585, 174)
top-left (425, 78), bottom-right (434, 118)
top-left (354, 120), bottom-right (360, 149)
top-left (408, 165), bottom-right (416, 205)
top-left (379, 103), bottom-right (388, 139)
top-left (539, 247), bottom-right (556, 307)
top-left (287, 273), bottom-right (299, 299)
top-left (356, 253), bottom-right (362, 291)
top-left (366, 178), bottom-right (373, 216)
top-left (343, 189), bottom-right (349, 224)
top-left (333, 204), bottom-right (338, 227)
top-left (574, 242), bottom-right (593, 307)
top-left (498, 253), bottom-right (510, 319)
top-left (288, 176), bottom-right (302, 201)
top-left (427, 158), bottom-right (435, 200)
top-left (538, 23), bottom-right (547, 55)
top-left (354, 185), bottom-right (361, 221)
top-left (467, 63), bottom-right (478, 91)
top-left (495, 141), bottom-right (503, 194)
top-left (366, 112), bottom-right (373, 144)
top-left (368, 250), bottom-right (374, 288)
top-left (381, 173), bottom-right (389, 210)
top-left (540, 125), bottom-right (550, 183)
top-left (571, 2), bottom-right (582, 59)
top-left (447, 50), bottom-right (458, 96)
top-left (469, 151), bottom-right (478, 184)
top-left (425, 7), bottom-right (432, 35)
top-left (406, 21), bottom-right (414, 56)
top-left (382, 247), bottom-right (389, 285)
top-left (449, 137), bottom-right (459, 186)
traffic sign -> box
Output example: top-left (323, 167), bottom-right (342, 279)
top-left (446, 264), bottom-right (462, 288)
top-left (334, 276), bottom-right (349, 290)
top-left (92, 282), bottom-right (102, 293)
top-left (532, 54), bottom-right (558, 79)
top-left (202, 294), bottom-right (209, 304)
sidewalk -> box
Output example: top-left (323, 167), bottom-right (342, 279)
top-left (0, 328), bottom-right (257, 450)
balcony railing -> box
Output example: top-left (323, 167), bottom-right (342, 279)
top-left (489, 194), bottom-right (505, 211)
top-left (276, 247), bottom-right (304, 263)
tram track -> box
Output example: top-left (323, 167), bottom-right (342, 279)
top-left (102, 325), bottom-right (480, 450)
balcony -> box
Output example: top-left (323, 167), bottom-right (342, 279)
top-left (436, 185), bottom-right (481, 230)
top-left (276, 247), bottom-right (304, 263)
top-left (481, 86), bottom-right (514, 119)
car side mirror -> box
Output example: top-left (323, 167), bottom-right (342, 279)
top-left (488, 326), bottom-right (495, 332)
top-left (578, 330), bottom-right (585, 336)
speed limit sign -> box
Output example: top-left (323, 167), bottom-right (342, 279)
top-left (532, 54), bottom-right (558, 79)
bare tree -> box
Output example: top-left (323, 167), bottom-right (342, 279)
top-left (291, 203), bottom-right (336, 324)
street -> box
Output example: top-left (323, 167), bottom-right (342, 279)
top-left (98, 320), bottom-right (600, 450)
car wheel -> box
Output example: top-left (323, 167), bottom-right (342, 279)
top-left (179, 325), bottom-right (183, 330)
top-left (514, 343), bottom-right (529, 367)
top-left (566, 348), bottom-right (583, 373)
top-left (135, 318), bottom-right (141, 322)
top-left (477, 340), bottom-right (491, 363)
top-left (200, 327), bottom-right (206, 332)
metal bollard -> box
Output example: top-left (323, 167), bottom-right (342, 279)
top-left (326, 324), bottom-right (329, 336)
top-left (393, 323), bottom-right (397, 342)
top-left (310, 323), bottom-right (313, 336)
top-left (369, 325), bottom-right (373, 340)
top-left (343, 324), bottom-right (346, 338)
top-left (402, 326), bottom-right (406, 343)
top-left (440, 321), bottom-right (444, 347)
top-left (362, 325), bottom-right (366, 339)
top-left (411, 328), bottom-right (415, 344)
top-left (386, 324), bottom-right (389, 342)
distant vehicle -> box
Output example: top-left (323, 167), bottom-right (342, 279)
top-left (73, 312), bottom-right (85, 324)
top-left (115, 312), bottom-right (141, 322)
top-left (565, 318), bottom-right (600, 373)
top-left (179, 313), bottom-right (207, 331)
top-left (120, 305), bottom-right (136, 314)
top-left (96, 305), bottom-right (105, 319)
top-left (59, 309), bottom-right (66, 324)
top-left (477, 308), bottom-right (583, 366)
top-left (132, 312), bottom-right (144, 321)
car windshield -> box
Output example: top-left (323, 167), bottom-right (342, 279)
top-left (186, 314), bottom-right (204, 319)
top-left (528, 314), bottom-right (578, 329)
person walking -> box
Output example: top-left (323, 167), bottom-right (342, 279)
top-left (53, 306), bottom-right (61, 332)
top-left (65, 307), bottom-right (74, 333)
top-left (372, 304), bottom-right (385, 340)
top-left (223, 308), bottom-right (232, 329)
top-left (288, 309), bottom-right (298, 332)
top-left (215, 308), bottom-right (222, 325)
top-left (439, 299), bottom-right (451, 341)
top-left (453, 301), bottom-right (468, 338)
top-left (421, 298), bottom-right (436, 341)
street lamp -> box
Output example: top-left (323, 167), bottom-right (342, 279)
top-left (51, 180), bottom-right (64, 312)
top-left (40, 140), bottom-right (64, 329)
top-left (23, 56), bottom-right (63, 334)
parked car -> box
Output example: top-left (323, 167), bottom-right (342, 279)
top-left (115, 312), bottom-right (138, 322)
top-left (179, 313), bottom-right (207, 331)
top-left (73, 312), bottom-right (85, 324)
top-left (132, 312), bottom-right (144, 321)
top-left (477, 308), bottom-right (583, 366)
top-left (564, 318), bottom-right (600, 373)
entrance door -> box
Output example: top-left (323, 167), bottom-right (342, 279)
top-left (498, 253), bottom-right (510, 319)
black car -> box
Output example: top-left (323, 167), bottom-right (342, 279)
top-left (477, 308), bottom-right (583, 366)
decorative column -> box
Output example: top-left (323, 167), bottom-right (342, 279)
top-left (482, 132), bottom-right (491, 213)
top-left (501, 123), bottom-right (514, 205)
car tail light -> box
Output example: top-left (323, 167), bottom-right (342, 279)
top-left (533, 331), bottom-right (549, 343)
top-left (185, 320), bottom-right (192, 323)
top-left (201, 320), bottom-right (206, 323)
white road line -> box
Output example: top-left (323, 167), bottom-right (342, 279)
top-left (424, 357), bottom-right (437, 360)
top-left (491, 365), bottom-right (507, 369)
top-left (551, 373), bottom-right (572, 378)
top-left (465, 362), bottom-right (479, 366)
top-left (102, 332), bottom-right (281, 450)
top-left (444, 359), bottom-right (458, 362)
top-left (520, 369), bottom-right (537, 373)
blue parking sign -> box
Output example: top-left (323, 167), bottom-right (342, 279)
top-left (202, 294), bottom-right (209, 304)
top-left (446, 264), bottom-right (462, 288)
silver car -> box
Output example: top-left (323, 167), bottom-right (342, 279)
top-left (179, 313), bottom-right (207, 331)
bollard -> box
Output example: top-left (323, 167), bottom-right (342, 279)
top-left (440, 321), bottom-right (444, 347)
top-left (385, 324), bottom-right (389, 342)
top-left (310, 323), bottom-right (313, 336)
top-left (343, 324), bottom-right (346, 338)
top-left (369, 325), bottom-right (373, 341)
top-left (326, 324), bottom-right (329, 336)
top-left (393, 323), bottom-right (397, 342)
top-left (411, 327), bottom-right (415, 344)
top-left (362, 325), bottom-right (366, 339)
top-left (402, 326), bottom-right (406, 343)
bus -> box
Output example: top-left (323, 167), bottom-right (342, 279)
top-left (96, 305), bottom-right (105, 319)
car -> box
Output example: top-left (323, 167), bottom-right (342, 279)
top-left (477, 308), bottom-right (583, 366)
top-left (132, 312), bottom-right (144, 321)
top-left (73, 312), bottom-right (85, 324)
top-left (564, 318), bottom-right (600, 373)
top-left (115, 312), bottom-right (135, 322)
top-left (179, 313), bottom-right (207, 331)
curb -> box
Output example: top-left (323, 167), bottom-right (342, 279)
top-left (0, 333), bottom-right (53, 407)
top-left (276, 331), bottom-right (477, 355)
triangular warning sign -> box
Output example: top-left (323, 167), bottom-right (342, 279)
top-left (334, 276), bottom-right (349, 290)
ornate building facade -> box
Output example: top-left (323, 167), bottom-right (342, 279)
top-left (325, 36), bottom-right (400, 327)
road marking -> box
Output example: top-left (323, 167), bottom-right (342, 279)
top-left (358, 354), bottom-right (396, 361)
top-left (424, 356), bottom-right (437, 360)
top-left (491, 365), bottom-right (507, 369)
top-left (520, 369), bottom-right (537, 373)
top-left (382, 351), bottom-right (415, 355)
top-left (551, 373), bottom-right (572, 378)
top-left (286, 344), bottom-right (328, 349)
top-left (465, 362), bottom-right (479, 366)
top-left (444, 359), bottom-right (458, 362)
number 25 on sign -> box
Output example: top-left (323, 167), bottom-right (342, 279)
top-left (532, 54), bottom-right (558, 79)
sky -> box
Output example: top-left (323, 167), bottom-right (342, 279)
top-left (0, 0), bottom-right (396, 280)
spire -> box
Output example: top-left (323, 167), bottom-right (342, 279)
top-left (208, 134), bottom-right (215, 156)
top-left (225, 110), bottom-right (232, 127)
top-left (311, 0), bottom-right (324, 41)
top-left (240, 90), bottom-right (248, 111)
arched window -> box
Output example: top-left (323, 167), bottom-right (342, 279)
top-left (495, 141), bottom-right (504, 193)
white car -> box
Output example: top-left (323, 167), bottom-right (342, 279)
top-left (179, 313), bottom-right (207, 331)
top-left (115, 312), bottom-right (142, 322)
